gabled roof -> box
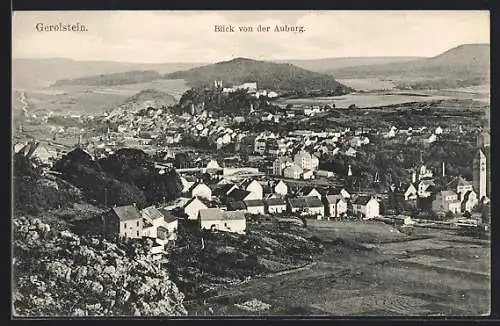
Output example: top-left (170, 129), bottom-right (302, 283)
top-left (243, 199), bottom-right (265, 207)
top-left (288, 196), bottom-right (323, 208)
top-left (353, 196), bottom-right (375, 205)
top-left (141, 206), bottom-right (164, 221)
top-left (266, 197), bottom-right (286, 206)
top-left (228, 188), bottom-right (252, 202)
top-left (299, 186), bottom-right (318, 195)
top-left (212, 183), bottom-right (237, 197)
top-left (143, 219), bottom-right (154, 228)
top-left (112, 205), bottom-right (142, 221)
top-left (325, 194), bottom-right (346, 204)
top-left (188, 182), bottom-right (209, 193)
top-left (182, 196), bottom-right (209, 209)
top-left (199, 208), bottom-right (245, 221)
top-left (159, 209), bottom-right (178, 223)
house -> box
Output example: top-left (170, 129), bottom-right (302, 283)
top-left (389, 215), bottom-right (413, 226)
top-left (104, 205), bottom-right (143, 239)
top-left (432, 190), bottom-right (461, 214)
top-left (301, 169), bottom-right (314, 180)
top-left (417, 179), bottom-right (435, 198)
top-left (461, 190), bottom-right (478, 213)
top-left (241, 179), bottom-right (263, 199)
top-left (265, 197), bottom-right (287, 214)
top-left (141, 206), bottom-right (166, 238)
top-left (244, 199), bottom-right (266, 215)
top-left (283, 164), bottom-right (303, 179)
top-left (212, 183), bottom-right (239, 200)
top-left (299, 186), bottom-right (322, 199)
top-left (352, 196), bottom-right (380, 219)
top-left (227, 188), bottom-right (260, 202)
top-left (293, 150), bottom-right (319, 171)
top-left (183, 197), bottom-right (209, 220)
top-left (315, 170), bottom-right (335, 178)
top-left (435, 126), bottom-right (443, 135)
top-left (161, 210), bottom-right (178, 234)
top-left (198, 208), bottom-right (246, 234)
top-left (273, 180), bottom-right (288, 196)
top-left (447, 176), bottom-right (474, 200)
top-left (403, 183), bottom-right (418, 201)
top-left (187, 182), bottom-right (212, 200)
top-left (287, 196), bottom-right (325, 218)
top-left (330, 187), bottom-right (351, 199)
top-left (324, 195), bottom-right (348, 218)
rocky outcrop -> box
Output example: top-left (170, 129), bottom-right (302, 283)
top-left (12, 216), bottom-right (187, 317)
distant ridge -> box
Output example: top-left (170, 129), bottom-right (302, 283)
top-left (327, 44), bottom-right (490, 79)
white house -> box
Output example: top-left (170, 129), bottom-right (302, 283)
top-left (241, 179), bottom-right (263, 200)
top-left (273, 180), bottom-right (288, 196)
top-left (287, 196), bottom-right (325, 218)
top-left (324, 195), bottom-right (348, 218)
top-left (283, 164), bottom-right (303, 180)
top-left (300, 187), bottom-right (322, 200)
top-left (265, 197), bottom-right (287, 214)
top-left (244, 199), bottom-right (266, 215)
top-left (183, 197), bottom-right (209, 220)
top-left (432, 190), bottom-right (461, 214)
top-left (105, 205), bottom-right (144, 239)
top-left (187, 182), bottom-right (212, 200)
top-left (198, 208), bottom-right (246, 234)
top-left (352, 196), bottom-right (380, 219)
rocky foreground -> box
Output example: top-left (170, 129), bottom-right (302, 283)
top-left (12, 217), bottom-right (187, 317)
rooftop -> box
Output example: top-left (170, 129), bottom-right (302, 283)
top-left (112, 205), bottom-right (142, 221)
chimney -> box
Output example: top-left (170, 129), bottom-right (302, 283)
top-left (411, 171), bottom-right (417, 184)
top-left (347, 164), bottom-right (352, 177)
top-left (442, 162), bottom-right (446, 177)
top-left (132, 202), bottom-right (136, 207)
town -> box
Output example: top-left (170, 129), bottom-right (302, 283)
top-left (12, 11), bottom-right (491, 317)
top-left (14, 77), bottom-right (491, 264)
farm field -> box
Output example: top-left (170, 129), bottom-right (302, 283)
top-left (17, 79), bottom-right (189, 116)
top-left (185, 222), bottom-right (490, 316)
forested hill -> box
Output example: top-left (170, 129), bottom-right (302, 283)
top-left (52, 70), bottom-right (162, 87)
top-left (164, 58), bottom-right (354, 95)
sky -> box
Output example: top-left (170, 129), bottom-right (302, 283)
top-left (12, 11), bottom-right (490, 63)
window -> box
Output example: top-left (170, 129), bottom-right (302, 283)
top-left (137, 221), bottom-right (139, 227)
top-left (124, 232), bottom-right (127, 237)
top-left (137, 231), bottom-right (139, 237)
top-left (124, 223), bottom-right (127, 228)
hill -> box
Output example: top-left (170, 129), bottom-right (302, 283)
top-left (276, 56), bottom-right (423, 73)
top-left (52, 70), bottom-right (162, 87)
top-left (327, 44), bottom-right (490, 89)
top-left (105, 88), bottom-right (177, 122)
top-left (164, 58), bottom-right (354, 94)
top-left (12, 58), bottom-right (206, 90)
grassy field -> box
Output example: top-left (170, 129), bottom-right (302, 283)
top-left (186, 222), bottom-right (490, 316)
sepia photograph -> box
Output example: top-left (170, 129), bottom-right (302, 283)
top-left (11, 10), bottom-right (490, 317)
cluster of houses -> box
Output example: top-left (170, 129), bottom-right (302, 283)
top-left (103, 204), bottom-right (178, 260)
top-left (175, 174), bottom-right (381, 235)
top-left (400, 160), bottom-right (487, 216)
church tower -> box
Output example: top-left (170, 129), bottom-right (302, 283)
top-left (473, 130), bottom-right (490, 202)
top-left (473, 149), bottom-right (489, 201)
